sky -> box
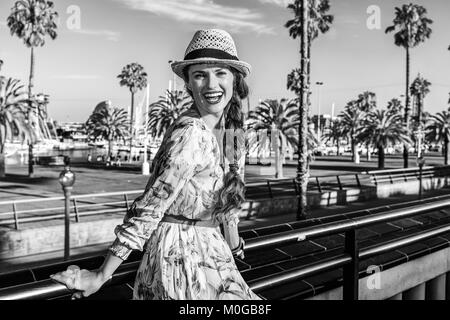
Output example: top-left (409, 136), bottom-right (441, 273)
top-left (0, 0), bottom-right (449, 123)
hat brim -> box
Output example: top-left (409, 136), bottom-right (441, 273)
top-left (171, 58), bottom-right (251, 81)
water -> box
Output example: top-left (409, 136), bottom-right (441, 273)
top-left (6, 147), bottom-right (153, 165)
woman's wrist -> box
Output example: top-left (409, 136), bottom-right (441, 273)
top-left (96, 269), bottom-right (112, 283)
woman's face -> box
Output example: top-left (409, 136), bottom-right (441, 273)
top-left (187, 64), bottom-right (234, 117)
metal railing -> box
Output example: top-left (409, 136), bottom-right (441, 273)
top-left (365, 165), bottom-right (450, 186)
top-left (2, 166), bottom-right (450, 230)
top-left (1, 196), bottom-right (450, 300)
top-left (0, 190), bottom-right (143, 229)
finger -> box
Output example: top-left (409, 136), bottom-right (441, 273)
top-left (50, 272), bottom-right (77, 290)
top-left (67, 265), bottom-right (80, 272)
top-left (71, 292), bottom-right (83, 300)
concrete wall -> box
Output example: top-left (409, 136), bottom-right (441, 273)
top-left (307, 246), bottom-right (450, 300)
top-left (0, 218), bottom-right (121, 260)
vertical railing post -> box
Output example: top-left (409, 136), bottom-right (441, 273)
top-left (316, 177), bottom-right (322, 193)
top-left (267, 181), bottom-right (273, 199)
top-left (12, 202), bottom-right (19, 230)
top-left (124, 194), bottom-right (130, 212)
top-left (336, 175), bottom-right (343, 190)
top-left (343, 229), bottom-right (359, 300)
top-left (73, 198), bottom-right (79, 223)
top-left (293, 179), bottom-right (299, 195)
top-left (372, 174), bottom-right (378, 186)
top-left (355, 174), bottom-right (361, 189)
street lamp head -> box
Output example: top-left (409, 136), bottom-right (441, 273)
top-left (59, 156), bottom-right (75, 188)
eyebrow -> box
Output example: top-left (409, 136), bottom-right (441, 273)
top-left (191, 68), bottom-right (227, 74)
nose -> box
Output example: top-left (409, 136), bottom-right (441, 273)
top-left (206, 73), bottom-right (219, 89)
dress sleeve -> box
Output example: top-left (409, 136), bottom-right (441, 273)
top-left (109, 120), bottom-right (206, 260)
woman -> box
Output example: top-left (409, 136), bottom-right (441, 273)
top-left (51, 29), bottom-right (260, 300)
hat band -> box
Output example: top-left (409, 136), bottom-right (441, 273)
top-left (184, 48), bottom-right (239, 61)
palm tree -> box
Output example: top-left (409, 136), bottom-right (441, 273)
top-left (117, 63), bottom-right (148, 151)
top-left (7, 0), bottom-right (58, 99)
top-left (425, 111), bottom-right (450, 165)
top-left (7, 0), bottom-right (58, 177)
top-left (410, 73), bottom-right (431, 124)
top-left (387, 98), bottom-right (404, 116)
top-left (356, 91), bottom-right (377, 160)
top-left (285, 0), bottom-right (310, 220)
top-left (248, 99), bottom-right (314, 179)
top-left (147, 90), bottom-right (192, 139)
top-left (356, 91), bottom-right (377, 112)
top-left (323, 119), bottom-right (345, 156)
top-left (0, 77), bottom-right (36, 177)
top-left (358, 110), bottom-right (410, 169)
top-left (285, 0), bottom-right (334, 109)
top-left (385, 3), bottom-right (433, 168)
top-left (86, 107), bottom-right (129, 159)
top-left (340, 101), bottom-right (366, 164)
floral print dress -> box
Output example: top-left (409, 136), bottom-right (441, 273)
top-left (109, 106), bottom-right (260, 300)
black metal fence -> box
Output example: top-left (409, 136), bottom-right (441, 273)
top-left (1, 195), bottom-right (450, 300)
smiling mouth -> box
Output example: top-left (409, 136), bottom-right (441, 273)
top-left (203, 92), bottom-right (223, 104)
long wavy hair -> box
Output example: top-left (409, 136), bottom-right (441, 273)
top-left (183, 65), bottom-right (249, 221)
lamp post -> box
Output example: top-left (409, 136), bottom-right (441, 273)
top-left (316, 82), bottom-right (324, 141)
top-left (59, 156), bottom-right (75, 261)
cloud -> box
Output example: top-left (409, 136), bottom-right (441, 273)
top-left (50, 75), bottom-right (102, 80)
top-left (70, 29), bottom-right (121, 41)
top-left (257, 0), bottom-right (291, 7)
top-left (114, 0), bottom-right (274, 35)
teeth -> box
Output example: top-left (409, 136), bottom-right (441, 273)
top-left (204, 92), bottom-right (223, 98)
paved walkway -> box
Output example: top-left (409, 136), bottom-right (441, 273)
top-left (2, 152), bottom-right (445, 201)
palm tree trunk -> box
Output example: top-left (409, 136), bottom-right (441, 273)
top-left (351, 138), bottom-right (355, 162)
top-left (354, 143), bottom-right (360, 164)
top-left (28, 47), bottom-right (36, 177)
top-left (307, 40), bottom-right (311, 117)
top-left (29, 47), bottom-right (35, 98)
top-left (275, 144), bottom-right (283, 179)
top-left (129, 91), bottom-right (135, 161)
top-left (296, 0), bottom-right (309, 221)
top-left (445, 137), bottom-right (449, 165)
top-left (403, 46), bottom-right (411, 168)
top-left (336, 140), bottom-right (340, 156)
top-left (0, 153), bottom-right (5, 178)
top-left (378, 145), bottom-right (385, 169)
top-left (108, 138), bottom-right (113, 159)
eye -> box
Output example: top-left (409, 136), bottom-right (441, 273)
top-left (193, 73), bottom-right (205, 80)
top-left (216, 70), bottom-right (228, 76)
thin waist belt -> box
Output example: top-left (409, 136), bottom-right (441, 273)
top-left (161, 215), bottom-right (219, 228)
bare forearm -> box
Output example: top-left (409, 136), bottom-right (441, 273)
top-left (97, 252), bottom-right (124, 282)
top-left (223, 221), bottom-right (240, 250)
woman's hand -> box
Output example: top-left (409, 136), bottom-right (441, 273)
top-left (50, 265), bottom-right (110, 299)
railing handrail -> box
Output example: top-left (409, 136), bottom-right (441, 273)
top-left (244, 197), bottom-right (450, 251)
top-left (0, 190), bottom-right (144, 206)
top-left (365, 165), bottom-right (449, 175)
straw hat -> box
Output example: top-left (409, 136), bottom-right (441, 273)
top-left (171, 29), bottom-right (251, 80)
